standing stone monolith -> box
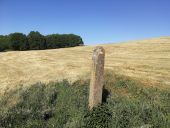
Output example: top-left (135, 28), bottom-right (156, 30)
top-left (89, 46), bottom-right (105, 110)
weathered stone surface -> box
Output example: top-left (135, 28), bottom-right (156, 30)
top-left (89, 46), bottom-right (105, 110)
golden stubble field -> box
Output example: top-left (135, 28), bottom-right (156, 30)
top-left (0, 37), bottom-right (170, 95)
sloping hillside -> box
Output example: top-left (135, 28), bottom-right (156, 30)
top-left (0, 37), bottom-right (170, 95)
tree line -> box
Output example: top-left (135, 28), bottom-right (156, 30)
top-left (0, 31), bottom-right (84, 52)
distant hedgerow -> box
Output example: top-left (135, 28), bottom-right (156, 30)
top-left (0, 31), bottom-right (84, 52)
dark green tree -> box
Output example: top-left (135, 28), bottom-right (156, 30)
top-left (45, 34), bottom-right (84, 49)
top-left (10, 33), bottom-right (28, 51)
top-left (0, 35), bottom-right (11, 51)
top-left (27, 31), bottom-right (46, 50)
top-left (46, 34), bottom-right (60, 49)
top-left (65, 34), bottom-right (84, 47)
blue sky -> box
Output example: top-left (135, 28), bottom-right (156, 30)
top-left (0, 0), bottom-right (170, 45)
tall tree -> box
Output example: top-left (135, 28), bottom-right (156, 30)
top-left (0, 35), bottom-right (10, 51)
top-left (45, 34), bottom-right (84, 49)
top-left (27, 31), bottom-right (46, 50)
top-left (10, 33), bottom-right (28, 51)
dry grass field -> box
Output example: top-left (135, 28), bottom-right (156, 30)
top-left (0, 37), bottom-right (170, 95)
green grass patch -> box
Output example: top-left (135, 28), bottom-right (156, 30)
top-left (0, 73), bottom-right (169, 128)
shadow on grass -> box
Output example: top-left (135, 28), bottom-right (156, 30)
top-left (0, 70), bottom-right (169, 128)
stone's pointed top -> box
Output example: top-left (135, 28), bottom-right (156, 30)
top-left (92, 46), bottom-right (105, 60)
top-left (95, 46), bottom-right (103, 49)
top-left (93, 46), bottom-right (105, 54)
top-left (94, 46), bottom-right (105, 50)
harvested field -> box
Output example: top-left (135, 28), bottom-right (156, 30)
top-left (0, 37), bottom-right (170, 95)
